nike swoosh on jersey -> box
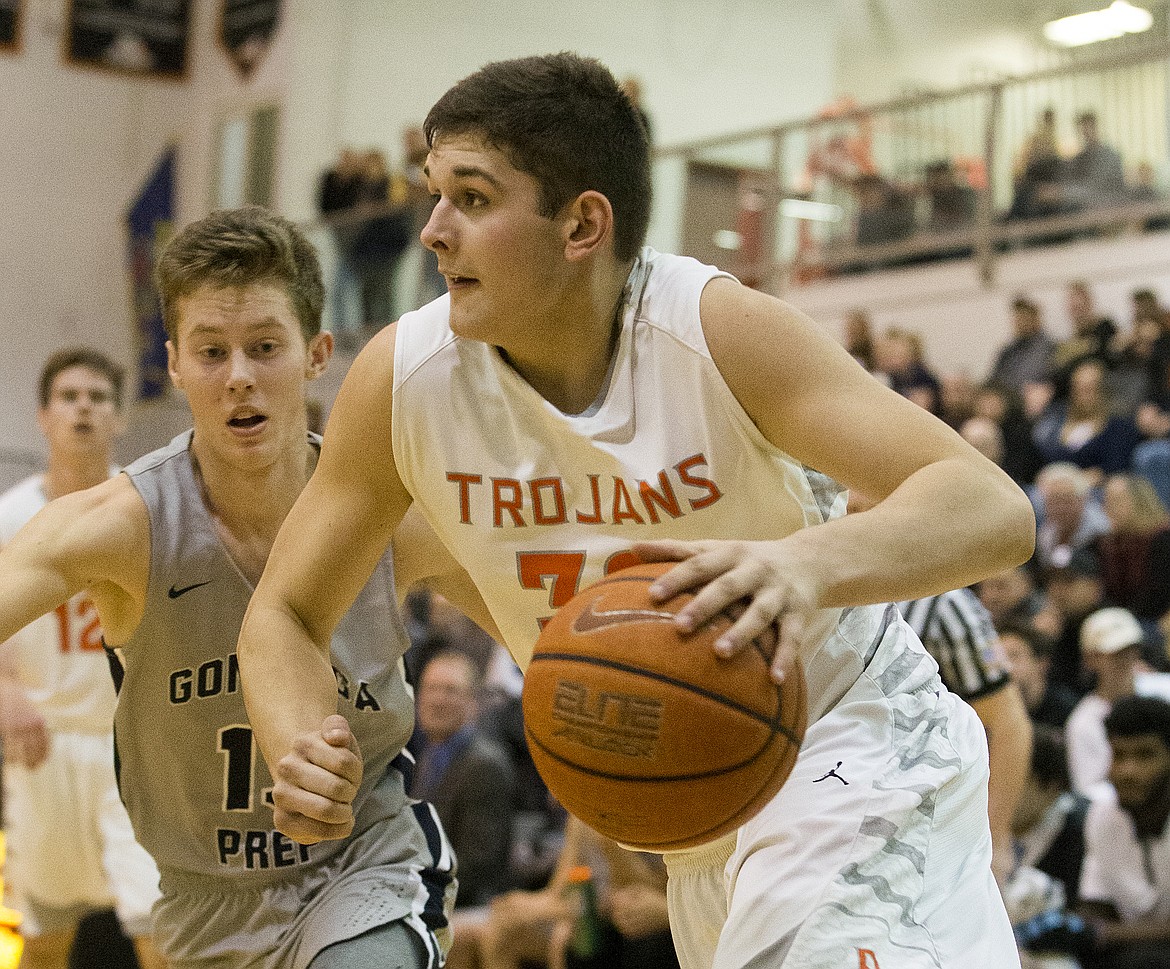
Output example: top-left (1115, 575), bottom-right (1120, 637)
top-left (168, 580), bottom-right (212, 599)
top-left (571, 598), bottom-right (676, 634)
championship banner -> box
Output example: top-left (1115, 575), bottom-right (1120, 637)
top-left (0, 0), bottom-right (22, 51)
top-left (66, 0), bottom-right (191, 78)
top-left (219, 0), bottom-right (280, 79)
top-left (126, 148), bottom-right (175, 401)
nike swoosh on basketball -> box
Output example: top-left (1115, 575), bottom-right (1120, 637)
top-left (168, 580), bottom-right (212, 599)
top-left (571, 598), bottom-right (676, 634)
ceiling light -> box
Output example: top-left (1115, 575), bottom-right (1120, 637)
top-left (1043, 1), bottom-right (1153, 47)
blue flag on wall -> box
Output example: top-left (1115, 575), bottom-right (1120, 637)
top-left (127, 147), bottom-right (175, 400)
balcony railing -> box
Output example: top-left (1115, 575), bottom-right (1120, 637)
top-left (653, 41), bottom-right (1170, 293)
top-left (303, 41), bottom-right (1170, 337)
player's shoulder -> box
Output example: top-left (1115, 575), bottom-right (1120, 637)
top-left (393, 293), bottom-right (458, 382)
top-left (52, 474), bottom-right (147, 540)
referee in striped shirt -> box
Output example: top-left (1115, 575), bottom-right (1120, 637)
top-left (900, 588), bottom-right (1035, 888)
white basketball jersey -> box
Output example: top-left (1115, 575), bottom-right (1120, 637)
top-left (393, 248), bottom-right (937, 724)
top-left (0, 474), bottom-right (118, 732)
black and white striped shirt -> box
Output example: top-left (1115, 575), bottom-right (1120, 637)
top-left (899, 588), bottom-right (1010, 702)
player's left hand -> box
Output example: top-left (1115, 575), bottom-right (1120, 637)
top-left (633, 538), bottom-right (821, 684)
top-left (270, 714), bottom-right (363, 845)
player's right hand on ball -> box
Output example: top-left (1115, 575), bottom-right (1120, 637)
top-left (271, 714), bottom-right (363, 845)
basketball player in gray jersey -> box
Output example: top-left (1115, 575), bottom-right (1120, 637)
top-left (0, 207), bottom-right (490, 968)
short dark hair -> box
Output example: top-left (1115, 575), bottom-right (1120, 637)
top-left (420, 646), bottom-right (485, 691)
top-left (1105, 695), bottom-right (1170, 751)
top-left (1030, 725), bottom-right (1071, 790)
top-left (1012, 296), bottom-right (1039, 315)
top-left (425, 52), bottom-right (652, 262)
top-left (155, 206), bottom-right (324, 343)
top-left (39, 348), bottom-right (126, 410)
top-left (997, 621), bottom-right (1053, 661)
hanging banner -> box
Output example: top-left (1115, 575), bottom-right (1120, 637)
top-left (0, 0), bottom-right (23, 50)
top-left (126, 148), bottom-right (176, 401)
top-left (219, 0), bottom-right (280, 79)
top-left (66, 0), bottom-right (191, 78)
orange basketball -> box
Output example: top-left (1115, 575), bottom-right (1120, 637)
top-left (521, 561), bottom-right (806, 852)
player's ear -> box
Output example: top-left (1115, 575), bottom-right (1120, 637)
top-left (166, 340), bottom-right (182, 391)
top-left (305, 331), bottom-right (333, 380)
top-left (563, 190), bottom-right (613, 262)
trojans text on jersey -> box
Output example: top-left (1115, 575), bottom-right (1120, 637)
top-left (445, 453), bottom-right (723, 528)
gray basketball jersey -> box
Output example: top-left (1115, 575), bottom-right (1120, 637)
top-left (113, 431), bottom-right (416, 883)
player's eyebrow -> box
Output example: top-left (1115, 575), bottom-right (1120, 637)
top-left (425, 163), bottom-right (505, 193)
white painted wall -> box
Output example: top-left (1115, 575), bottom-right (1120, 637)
top-left (1, 0), bottom-right (841, 489)
top-left (278, 0), bottom-right (842, 221)
top-left (0, 0), bottom-right (292, 486)
top-left (789, 227), bottom-right (1170, 381)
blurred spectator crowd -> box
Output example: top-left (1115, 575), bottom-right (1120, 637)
top-left (845, 281), bottom-right (1170, 968)
top-left (811, 107), bottom-right (1169, 275)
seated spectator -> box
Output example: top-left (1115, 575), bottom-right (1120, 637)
top-left (1009, 729), bottom-right (1091, 969)
top-left (939, 372), bottom-right (977, 429)
top-left (874, 327), bottom-right (941, 413)
top-left (548, 824), bottom-right (677, 969)
top-left (1108, 314), bottom-right (1163, 417)
top-left (1063, 111), bottom-right (1126, 212)
top-left (973, 383), bottom-right (1046, 486)
top-left (468, 816), bottom-right (677, 969)
top-left (1051, 281), bottom-right (1119, 398)
top-left (960, 415), bottom-right (1006, 468)
top-left (1097, 474), bottom-right (1170, 640)
top-left (1013, 726), bottom-right (1091, 910)
top-left (1065, 608), bottom-right (1170, 797)
top-left (989, 297), bottom-right (1060, 398)
top-left (1043, 548), bottom-right (1107, 699)
top-left (852, 173), bottom-right (915, 251)
top-left (842, 308), bottom-right (876, 371)
top-left (978, 565), bottom-right (1063, 641)
top-left (1033, 360), bottom-right (1140, 483)
top-left (1033, 463), bottom-right (1112, 574)
top-left (1000, 623), bottom-right (1081, 730)
top-left (1130, 162), bottom-right (1170, 231)
top-left (1006, 107), bottom-right (1066, 222)
top-left (1027, 695), bottom-right (1170, 967)
top-left (477, 693), bottom-right (567, 892)
top-left (412, 648), bottom-right (517, 909)
top-left (923, 159), bottom-right (977, 234)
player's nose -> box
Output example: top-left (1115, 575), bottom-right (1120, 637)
top-left (420, 199), bottom-right (453, 253)
top-left (225, 349), bottom-right (256, 391)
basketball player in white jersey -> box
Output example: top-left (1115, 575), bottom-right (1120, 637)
top-left (238, 55), bottom-right (1037, 968)
top-left (0, 208), bottom-right (500, 968)
top-left (0, 349), bottom-right (166, 969)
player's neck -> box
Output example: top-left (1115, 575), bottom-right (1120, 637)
top-left (43, 451), bottom-right (111, 500)
top-left (190, 431), bottom-right (317, 579)
top-left (501, 261), bottom-right (632, 415)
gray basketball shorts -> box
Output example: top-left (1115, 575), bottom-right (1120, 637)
top-left (151, 801), bottom-right (456, 969)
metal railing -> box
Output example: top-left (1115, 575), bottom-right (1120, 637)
top-left (301, 41), bottom-right (1170, 326)
top-left (654, 41), bottom-right (1170, 293)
